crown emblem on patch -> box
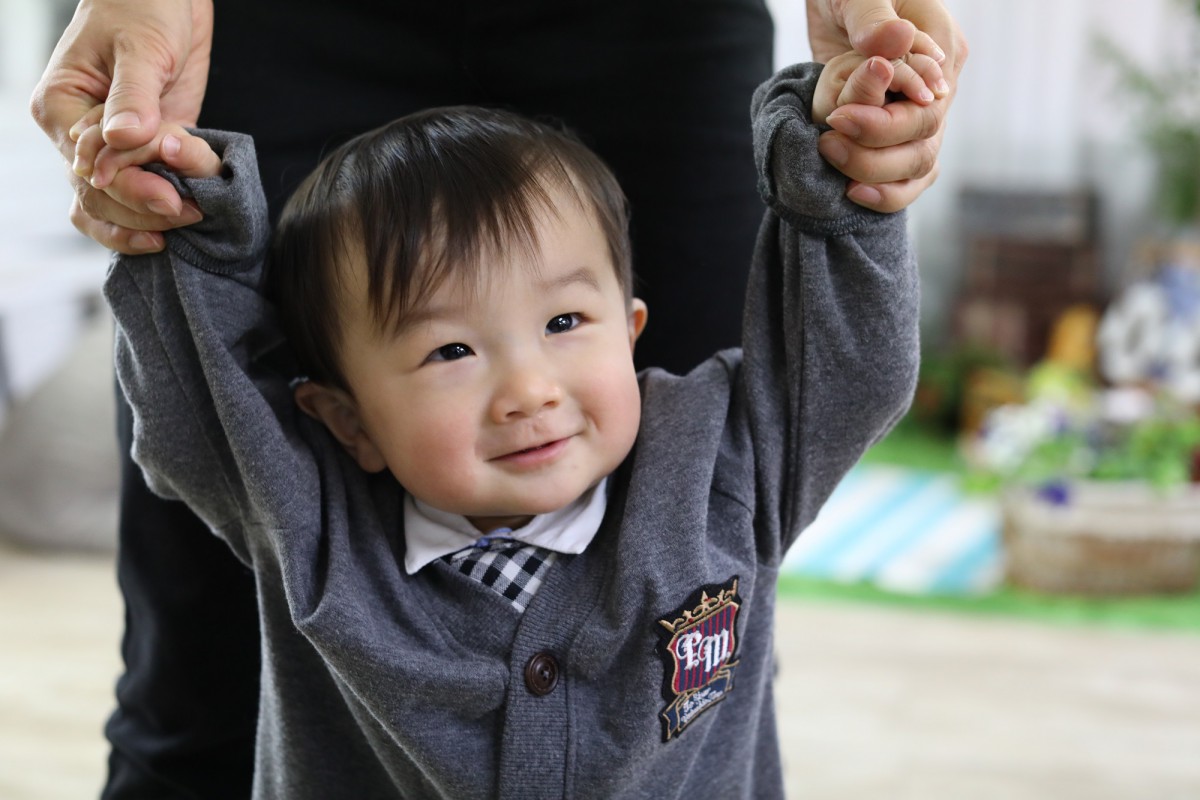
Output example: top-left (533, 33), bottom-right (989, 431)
top-left (655, 576), bottom-right (742, 741)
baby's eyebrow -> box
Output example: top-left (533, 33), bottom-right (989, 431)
top-left (538, 266), bottom-right (602, 294)
top-left (385, 266), bottom-right (603, 340)
top-left (386, 304), bottom-right (456, 340)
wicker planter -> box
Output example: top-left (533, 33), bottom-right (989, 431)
top-left (1002, 481), bottom-right (1200, 595)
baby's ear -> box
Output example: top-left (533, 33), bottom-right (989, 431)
top-left (293, 381), bottom-right (388, 473)
top-left (628, 298), bottom-right (649, 351)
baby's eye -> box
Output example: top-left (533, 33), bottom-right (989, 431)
top-left (546, 313), bottom-right (581, 335)
top-left (426, 343), bottom-right (474, 363)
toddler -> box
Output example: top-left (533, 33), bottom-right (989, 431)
top-left (76, 51), bottom-right (937, 798)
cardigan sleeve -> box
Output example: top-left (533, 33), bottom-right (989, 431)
top-left (742, 63), bottom-right (921, 560)
top-left (104, 130), bottom-right (314, 563)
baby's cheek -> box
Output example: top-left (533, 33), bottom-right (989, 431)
top-left (407, 415), bottom-right (479, 491)
top-left (593, 360), bottom-right (643, 451)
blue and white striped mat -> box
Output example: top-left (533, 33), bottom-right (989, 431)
top-left (782, 465), bottom-right (1003, 595)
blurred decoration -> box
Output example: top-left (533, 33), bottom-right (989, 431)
top-left (971, 387), bottom-right (1200, 491)
top-left (1028, 303), bottom-right (1100, 408)
top-left (966, 296), bottom-right (1200, 595)
top-left (1097, 239), bottom-right (1200, 403)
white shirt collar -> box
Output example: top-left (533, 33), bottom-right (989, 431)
top-left (402, 478), bottom-right (609, 575)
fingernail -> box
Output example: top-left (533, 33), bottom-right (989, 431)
top-left (919, 87), bottom-right (935, 103)
top-left (162, 135), bottom-right (181, 158)
top-left (868, 57), bottom-right (891, 80)
top-left (147, 198), bottom-right (181, 217)
top-left (72, 153), bottom-right (90, 177)
top-left (826, 113), bottom-right (862, 139)
top-left (932, 45), bottom-right (947, 64)
top-left (935, 79), bottom-right (950, 96)
top-left (848, 184), bottom-right (883, 206)
top-left (104, 111), bottom-right (141, 133)
top-left (176, 204), bottom-right (204, 224)
top-left (818, 135), bottom-right (849, 167)
top-left (130, 232), bottom-right (160, 251)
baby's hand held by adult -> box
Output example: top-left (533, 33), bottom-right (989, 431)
top-left (69, 119), bottom-right (218, 251)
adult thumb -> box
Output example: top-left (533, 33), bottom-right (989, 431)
top-left (841, 0), bottom-right (916, 61)
top-left (102, 53), bottom-right (167, 149)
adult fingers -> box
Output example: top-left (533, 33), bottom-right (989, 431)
top-left (900, 1), bottom-right (968, 76)
top-left (846, 160), bottom-right (941, 214)
top-left (825, 96), bottom-right (945, 149)
top-left (71, 183), bottom-right (202, 253)
top-left (98, 0), bottom-right (211, 148)
top-left (817, 128), bottom-right (941, 186)
top-left (69, 192), bottom-right (165, 255)
top-left (100, 40), bottom-right (172, 149)
top-left (840, 0), bottom-right (917, 60)
top-left (79, 165), bottom-right (200, 224)
top-left (910, 30), bottom-right (945, 65)
top-left (30, 77), bottom-right (104, 164)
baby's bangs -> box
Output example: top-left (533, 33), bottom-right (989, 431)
top-left (354, 121), bottom-right (582, 334)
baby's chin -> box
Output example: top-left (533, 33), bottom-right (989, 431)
top-left (465, 513), bottom-right (537, 534)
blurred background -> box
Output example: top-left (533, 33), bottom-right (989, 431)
top-left (2, 1), bottom-right (1200, 798)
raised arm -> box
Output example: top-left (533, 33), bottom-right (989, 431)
top-left (745, 59), bottom-right (921, 558)
top-left (102, 128), bottom-right (298, 561)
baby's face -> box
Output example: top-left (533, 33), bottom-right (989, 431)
top-left (332, 188), bottom-right (647, 532)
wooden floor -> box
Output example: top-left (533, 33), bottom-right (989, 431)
top-left (2, 539), bottom-right (1199, 799)
top-left (0, 543), bottom-right (120, 799)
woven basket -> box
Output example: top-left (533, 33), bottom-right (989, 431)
top-left (1002, 481), bottom-right (1200, 595)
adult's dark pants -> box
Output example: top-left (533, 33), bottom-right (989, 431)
top-left (102, 1), bottom-right (773, 796)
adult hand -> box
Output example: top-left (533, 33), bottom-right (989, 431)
top-left (807, 0), bottom-right (969, 212)
top-left (29, 0), bottom-right (213, 253)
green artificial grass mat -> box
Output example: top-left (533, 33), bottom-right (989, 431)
top-left (815, 419), bottom-right (1200, 633)
top-left (778, 574), bottom-right (1200, 635)
top-left (860, 420), bottom-right (964, 474)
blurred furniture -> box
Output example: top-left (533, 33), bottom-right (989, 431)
top-left (952, 188), bottom-right (1105, 367)
top-left (0, 306), bottom-right (117, 552)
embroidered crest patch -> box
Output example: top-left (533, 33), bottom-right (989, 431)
top-left (655, 576), bottom-right (741, 741)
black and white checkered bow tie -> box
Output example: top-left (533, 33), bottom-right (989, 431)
top-left (442, 536), bottom-right (557, 612)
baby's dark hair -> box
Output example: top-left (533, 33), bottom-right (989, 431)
top-left (267, 106), bottom-right (632, 391)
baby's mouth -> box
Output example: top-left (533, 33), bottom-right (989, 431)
top-left (494, 436), bottom-right (570, 462)
top-left (514, 442), bottom-right (553, 455)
